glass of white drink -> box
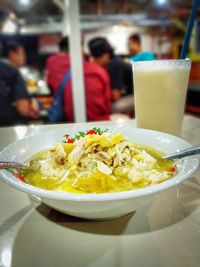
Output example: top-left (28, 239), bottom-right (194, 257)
top-left (133, 59), bottom-right (191, 136)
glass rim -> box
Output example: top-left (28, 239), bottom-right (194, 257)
top-left (132, 59), bottom-right (191, 70)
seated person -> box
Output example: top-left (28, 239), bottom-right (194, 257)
top-left (0, 42), bottom-right (38, 126)
top-left (128, 34), bottom-right (156, 62)
top-left (88, 37), bottom-right (134, 113)
top-left (46, 37), bottom-right (111, 122)
top-left (108, 49), bottom-right (133, 99)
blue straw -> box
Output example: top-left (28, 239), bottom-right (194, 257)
top-left (180, 0), bottom-right (200, 59)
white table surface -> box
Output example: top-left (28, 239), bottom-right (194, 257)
top-left (0, 115), bottom-right (200, 267)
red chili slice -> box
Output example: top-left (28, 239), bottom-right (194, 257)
top-left (169, 166), bottom-right (177, 172)
top-left (14, 172), bottom-right (25, 182)
top-left (66, 138), bottom-right (74, 143)
top-left (86, 130), bottom-right (97, 135)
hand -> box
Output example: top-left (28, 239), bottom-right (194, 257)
top-left (110, 113), bottom-right (131, 121)
top-left (112, 89), bottom-right (121, 102)
top-left (29, 98), bottom-right (40, 119)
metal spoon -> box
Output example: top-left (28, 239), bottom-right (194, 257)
top-left (0, 161), bottom-right (29, 170)
top-left (162, 145), bottom-right (200, 160)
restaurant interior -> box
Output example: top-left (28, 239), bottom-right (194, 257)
top-left (0, 1), bottom-right (200, 267)
top-left (0, 0), bottom-right (200, 125)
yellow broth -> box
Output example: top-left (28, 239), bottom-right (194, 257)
top-left (22, 144), bottom-right (176, 194)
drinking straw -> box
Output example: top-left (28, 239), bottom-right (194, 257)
top-left (180, 0), bottom-right (200, 59)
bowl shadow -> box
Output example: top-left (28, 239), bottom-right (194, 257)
top-left (36, 189), bottom-right (196, 236)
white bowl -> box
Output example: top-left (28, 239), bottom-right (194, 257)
top-left (0, 126), bottom-right (199, 219)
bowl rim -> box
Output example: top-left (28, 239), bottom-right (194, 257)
top-left (0, 127), bottom-right (199, 202)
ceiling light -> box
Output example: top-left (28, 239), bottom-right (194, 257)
top-left (9, 12), bottom-right (16, 20)
top-left (19, 0), bottom-right (30, 6)
top-left (2, 19), bottom-right (17, 33)
top-left (112, 25), bottom-right (120, 32)
top-left (154, 0), bottom-right (169, 6)
top-left (158, 0), bottom-right (166, 4)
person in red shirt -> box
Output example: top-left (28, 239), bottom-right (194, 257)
top-left (88, 37), bottom-right (134, 115)
top-left (46, 37), bottom-right (111, 122)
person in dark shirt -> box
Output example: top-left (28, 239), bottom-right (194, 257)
top-left (108, 53), bottom-right (133, 99)
top-left (0, 41), bottom-right (38, 126)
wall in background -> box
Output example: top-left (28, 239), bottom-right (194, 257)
top-left (83, 25), bottom-right (146, 55)
top-left (83, 24), bottom-right (174, 57)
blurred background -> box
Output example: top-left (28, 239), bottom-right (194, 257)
top-left (0, 0), bottom-right (200, 125)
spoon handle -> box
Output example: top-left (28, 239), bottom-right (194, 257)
top-left (162, 145), bottom-right (200, 160)
top-left (0, 161), bottom-right (27, 169)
